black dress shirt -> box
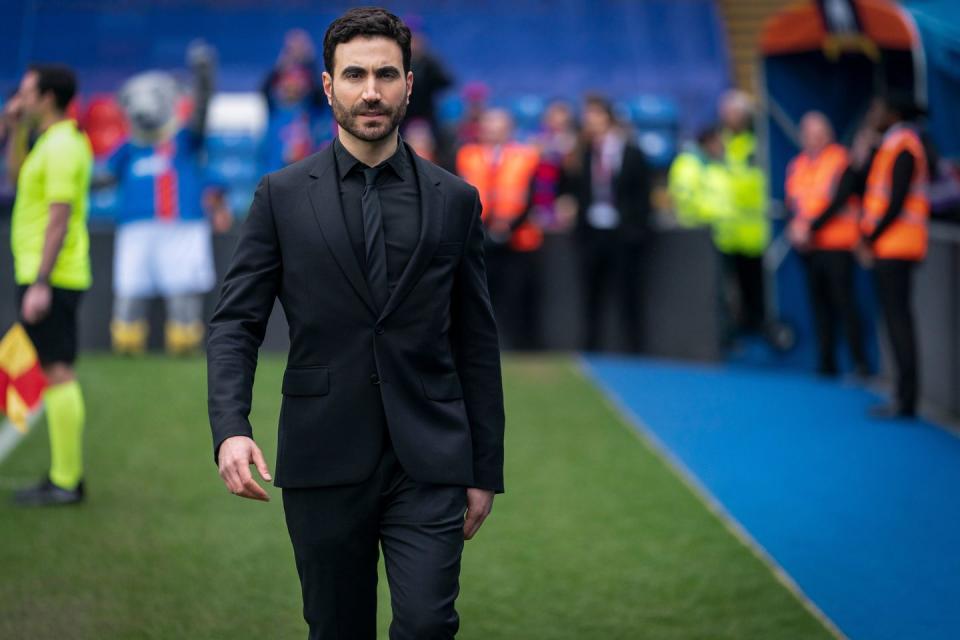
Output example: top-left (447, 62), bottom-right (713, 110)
top-left (333, 137), bottom-right (422, 295)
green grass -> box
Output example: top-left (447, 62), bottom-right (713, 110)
top-left (0, 354), bottom-right (833, 639)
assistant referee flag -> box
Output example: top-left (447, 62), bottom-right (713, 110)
top-left (0, 324), bottom-right (47, 432)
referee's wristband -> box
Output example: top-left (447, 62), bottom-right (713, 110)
top-left (34, 274), bottom-right (50, 286)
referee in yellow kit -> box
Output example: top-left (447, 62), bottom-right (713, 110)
top-left (4, 65), bottom-right (93, 506)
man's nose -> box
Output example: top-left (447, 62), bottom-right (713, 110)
top-left (361, 78), bottom-right (381, 102)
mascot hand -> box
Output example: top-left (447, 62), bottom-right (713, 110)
top-left (187, 39), bottom-right (217, 72)
top-left (212, 207), bottom-right (234, 234)
top-left (204, 188), bottom-right (233, 233)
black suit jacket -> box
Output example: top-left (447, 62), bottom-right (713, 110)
top-left (565, 141), bottom-right (652, 242)
top-left (207, 142), bottom-right (505, 492)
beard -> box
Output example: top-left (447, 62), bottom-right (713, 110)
top-left (330, 88), bottom-right (407, 143)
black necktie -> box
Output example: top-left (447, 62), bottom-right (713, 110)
top-left (362, 166), bottom-right (389, 311)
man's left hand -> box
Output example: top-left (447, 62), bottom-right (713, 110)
top-left (855, 240), bottom-right (875, 269)
top-left (463, 488), bottom-right (494, 540)
top-left (21, 283), bottom-right (52, 324)
top-left (788, 223), bottom-right (811, 252)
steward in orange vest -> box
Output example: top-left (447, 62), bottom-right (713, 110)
top-left (787, 143), bottom-right (860, 251)
top-left (786, 112), bottom-right (868, 376)
top-left (858, 95), bottom-right (931, 418)
top-left (455, 109), bottom-right (543, 350)
top-left (861, 125), bottom-right (930, 261)
top-left (456, 141), bottom-right (542, 252)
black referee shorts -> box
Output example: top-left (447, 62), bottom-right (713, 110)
top-left (16, 285), bottom-right (84, 366)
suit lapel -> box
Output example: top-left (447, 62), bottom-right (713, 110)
top-left (307, 146), bottom-right (378, 316)
top-left (379, 146), bottom-right (444, 321)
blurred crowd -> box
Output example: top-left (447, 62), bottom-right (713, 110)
top-left (0, 27), bottom-right (675, 357)
top-left (1, 21), bottom-right (956, 420)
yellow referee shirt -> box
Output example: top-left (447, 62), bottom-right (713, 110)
top-left (11, 119), bottom-right (93, 290)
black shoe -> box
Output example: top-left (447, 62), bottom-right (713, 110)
top-left (868, 403), bottom-right (916, 420)
top-left (816, 365), bottom-right (840, 378)
top-left (847, 367), bottom-right (874, 385)
top-left (13, 477), bottom-right (85, 506)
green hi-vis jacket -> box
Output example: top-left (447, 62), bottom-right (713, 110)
top-left (668, 145), bottom-right (765, 256)
top-left (723, 130), bottom-right (770, 257)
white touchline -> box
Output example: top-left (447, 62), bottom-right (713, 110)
top-left (0, 411), bottom-right (43, 466)
top-left (576, 357), bottom-right (847, 640)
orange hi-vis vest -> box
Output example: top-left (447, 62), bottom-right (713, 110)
top-left (785, 143), bottom-right (860, 251)
top-left (861, 126), bottom-right (930, 261)
top-left (456, 143), bottom-right (542, 252)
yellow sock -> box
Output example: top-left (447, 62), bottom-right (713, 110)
top-left (44, 380), bottom-right (85, 490)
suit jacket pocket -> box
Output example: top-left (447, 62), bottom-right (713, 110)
top-left (282, 366), bottom-right (330, 396)
top-left (420, 371), bottom-right (464, 401)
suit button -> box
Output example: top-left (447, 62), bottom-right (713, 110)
top-left (370, 374), bottom-right (380, 385)
top-left (375, 325), bottom-right (384, 335)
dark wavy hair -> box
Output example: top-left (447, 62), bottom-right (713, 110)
top-left (28, 64), bottom-right (76, 112)
top-left (323, 7), bottom-right (412, 75)
top-left (583, 93), bottom-right (615, 122)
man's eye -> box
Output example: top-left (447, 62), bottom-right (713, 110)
top-left (345, 72), bottom-right (361, 80)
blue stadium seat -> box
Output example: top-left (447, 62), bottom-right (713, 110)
top-left (2, 1), bottom-right (730, 143)
top-left (612, 100), bottom-right (634, 128)
top-left (208, 156), bottom-right (258, 184)
top-left (206, 132), bottom-right (258, 158)
top-left (509, 94), bottom-right (546, 139)
top-left (629, 94), bottom-right (679, 129)
top-left (636, 128), bottom-right (677, 169)
top-left (438, 93), bottom-right (465, 128)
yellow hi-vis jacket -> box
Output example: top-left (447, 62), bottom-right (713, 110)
top-left (724, 129), bottom-right (770, 257)
top-left (668, 150), bottom-right (709, 227)
top-left (667, 149), bottom-right (739, 251)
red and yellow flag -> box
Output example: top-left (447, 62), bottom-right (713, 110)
top-left (0, 324), bottom-right (47, 433)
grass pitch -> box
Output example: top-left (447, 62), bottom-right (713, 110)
top-left (0, 354), bottom-right (832, 639)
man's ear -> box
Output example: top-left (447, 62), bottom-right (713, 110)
top-left (406, 71), bottom-right (414, 105)
top-left (41, 91), bottom-right (57, 113)
top-left (322, 71), bottom-right (334, 106)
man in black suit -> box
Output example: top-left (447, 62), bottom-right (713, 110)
top-left (206, 8), bottom-right (505, 639)
top-left (563, 94), bottom-right (652, 352)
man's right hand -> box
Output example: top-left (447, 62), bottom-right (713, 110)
top-left (2, 94), bottom-right (23, 126)
top-left (217, 435), bottom-right (273, 501)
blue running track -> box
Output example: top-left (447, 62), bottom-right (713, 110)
top-left (584, 356), bottom-right (960, 640)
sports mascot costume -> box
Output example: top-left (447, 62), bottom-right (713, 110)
top-left (103, 42), bottom-right (230, 355)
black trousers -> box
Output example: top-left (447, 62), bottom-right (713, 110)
top-left (282, 443), bottom-right (466, 640)
top-left (873, 259), bottom-right (919, 412)
top-left (484, 242), bottom-right (541, 351)
top-left (804, 250), bottom-right (868, 375)
top-left (731, 254), bottom-right (766, 333)
top-left (578, 229), bottom-right (643, 353)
